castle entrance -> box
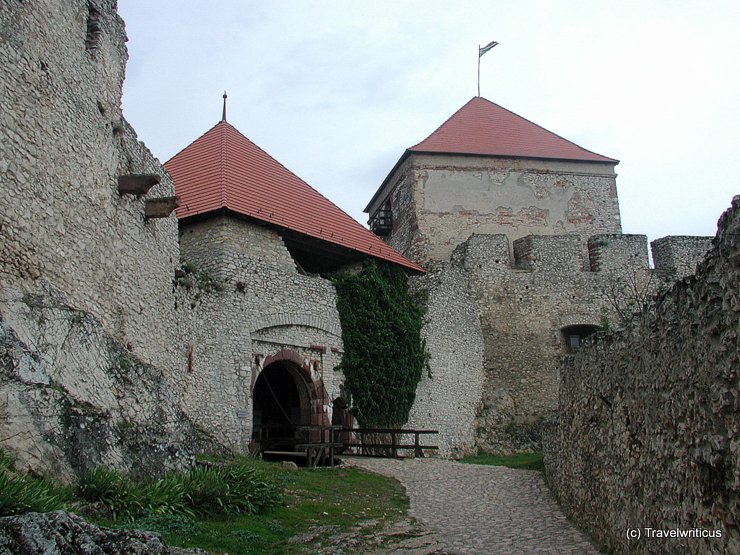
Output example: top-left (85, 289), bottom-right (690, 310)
top-left (252, 360), bottom-right (313, 454)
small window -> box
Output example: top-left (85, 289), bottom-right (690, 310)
top-left (567, 334), bottom-right (581, 350)
top-left (561, 324), bottom-right (599, 352)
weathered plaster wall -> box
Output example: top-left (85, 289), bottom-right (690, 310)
top-left (406, 263), bottom-right (485, 457)
top-left (543, 197), bottom-right (739, 555)
top-left (375, 154), bottom-right (621, 263)
top-left (175, 217), bottom-right (344, 452)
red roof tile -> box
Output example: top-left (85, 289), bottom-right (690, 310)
top-left (409, 96), bottom-right (617, 162)
top-left (365, 96), bottom-right (617, 212)
top-left (165, 121), bottom-right (423, 273)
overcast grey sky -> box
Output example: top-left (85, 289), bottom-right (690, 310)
top-left (119, 1), bottom-right (740, 248)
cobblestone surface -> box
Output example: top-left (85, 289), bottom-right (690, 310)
top-left (348, 457), bottom-right (601, 554)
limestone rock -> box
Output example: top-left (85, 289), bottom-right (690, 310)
top-left (0, 511), bottom-right (207, 555)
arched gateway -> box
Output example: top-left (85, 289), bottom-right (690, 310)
top-left (251, 349), bottom-right (329, 454)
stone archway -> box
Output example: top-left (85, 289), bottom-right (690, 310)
top-left (251, 349), bottom-right (330, 453)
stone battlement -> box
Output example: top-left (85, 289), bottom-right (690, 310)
top-left (454, 232), bottom-right (710, 280)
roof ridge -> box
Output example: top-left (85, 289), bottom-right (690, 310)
top-left (219, 122), bottom-right (227, 209)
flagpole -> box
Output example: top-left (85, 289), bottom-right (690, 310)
top-left (477, 44), bottom-right (481, 97)
top-left (477, 40), bottom-right (498, 98)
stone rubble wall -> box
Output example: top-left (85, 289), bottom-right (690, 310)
top-left (176, 217), bottom-right (344, 452)
top-left (0, 0), bottom-right (192, 477)
top-left (543, 196), bottom-right (740, 555)
top-left (0, 0), bottom-right (181, 371)
top-left (406, 263), bottom-right (485, 457)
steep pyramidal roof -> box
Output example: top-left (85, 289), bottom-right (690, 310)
top-left (409, 96), bottom-right (618, 163)
top-left (366, 96), bottom-right (617, 212)
top-left (165, 120), bottom-right (422, 272)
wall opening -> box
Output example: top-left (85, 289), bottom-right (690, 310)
top-left (251, 360), bottom-right (313, 453)
top-left (561, 324), bottom-right (600, 352)
top-left (85, 5), bottom-right (103, 54)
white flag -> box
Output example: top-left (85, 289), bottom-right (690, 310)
top-left (479, 40), bottom-right (498, 57)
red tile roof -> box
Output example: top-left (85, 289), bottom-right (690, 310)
top-left (366, 96), bottom-right (617, 212)
top-left (409, 96), bottom-right (618, 163)
top-left (165, 121), bottom-right (423, 273)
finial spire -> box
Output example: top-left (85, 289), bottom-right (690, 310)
top-left (222, 91), bottom-right (227, 122)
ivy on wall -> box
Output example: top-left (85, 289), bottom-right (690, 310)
top-left (333, 261), bottom-right (429, 428)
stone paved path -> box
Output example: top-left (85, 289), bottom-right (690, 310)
top-left (347, 457), bottom-right (601, 555)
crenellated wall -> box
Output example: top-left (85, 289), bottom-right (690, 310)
top-left (449, 230), bottom-right (710, 453)
top-left (651, 235), bottom-right (713, 281)
top-left (543, 196), bottom-right (739, 554)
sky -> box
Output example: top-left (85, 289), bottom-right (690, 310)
top-left (118, 0), bottom-right (740, 249)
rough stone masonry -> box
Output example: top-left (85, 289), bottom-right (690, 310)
top-left (543, 196), bottom-right (740, 555)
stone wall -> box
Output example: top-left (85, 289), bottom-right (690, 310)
top-left (0, 0), bottom-right (192, 477)
top-left (543, 197), bottom-right (739, 554)
top-left (372, 153), bottom-right (621, 263)
top-left (651, 235), bottom-right (713, 281)
top-left (450, 232), bottom-right (656, 452)
top-left (0, 0), bottom-right (181, 371)
top-left (406, 263), bottom-right (484, 457)
top-left (175, 217), bottom-right (344, 452)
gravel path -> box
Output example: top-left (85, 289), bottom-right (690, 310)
top-left (347, 457), bottom-right (601, 554)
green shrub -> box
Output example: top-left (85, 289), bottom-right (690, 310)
top-left (142, 473), bottom-right (191, 516)
top-left (76, 467), bottom-right (150, 520)
top-left (333, 260), bottom-right (429, 427)
top-left (181, 462), bottom-right (282, 516)
top-left (0, 450), bottom-right (68, 516)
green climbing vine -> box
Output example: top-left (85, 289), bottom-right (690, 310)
top-left (333, 260), bottom-right (429, 428)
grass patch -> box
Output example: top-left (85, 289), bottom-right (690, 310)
top-left (460, 451), bottom-right (544, 471)
top-left (1, 448), bottom-right (408, 554)
top-left (138, 465), bottom-right (408, 554)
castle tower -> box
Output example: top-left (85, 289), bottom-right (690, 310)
top-left (366, 96), bottom-right (621, 265)
top-left (366, 98), bottom-right (656, 454)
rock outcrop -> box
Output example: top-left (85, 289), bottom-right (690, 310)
top-left (0, 511), bottom-right (206, 555)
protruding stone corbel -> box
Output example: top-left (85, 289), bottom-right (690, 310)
top-left (117, 174), bottom-right (161, 195)
top-left (144, 196), bottom-right (180, 219)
